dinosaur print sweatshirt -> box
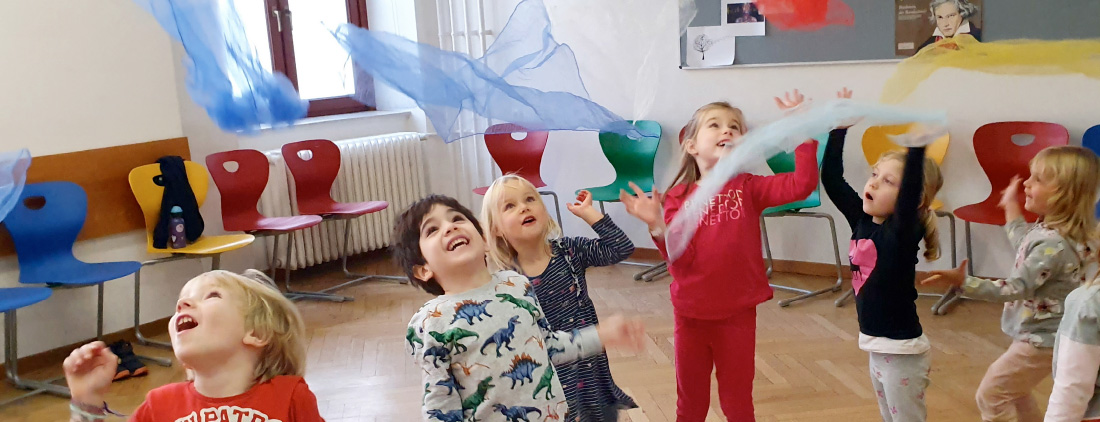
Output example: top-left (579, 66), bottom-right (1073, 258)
top-left (407, 270), bottom-right (604, 422)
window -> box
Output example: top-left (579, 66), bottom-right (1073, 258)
top-left (236, 0), bottom-right (373, 117)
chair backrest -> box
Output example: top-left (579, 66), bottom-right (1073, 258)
top-left (281, 139), bottom-right (340, 214)
top-left (762, 134), bottom-right (830, 210)
top-left (128, 161), bottom-right (210, 242)
top-left (862, 123), bottom-right (950, 166)
top-left (206, 150), bottom-right (270, 231)
top-left (1081, 124), bottom-right (1100, 217)
top-left (1084, 124), bottom-right (1100, 156)
top-left (973, 121), bottom-right (1069, 200)
top-left (599, 120), bottom-right (662, 189)
top-left (3, 181), bottom-right (87, 275)
top-left (765, 133), bottom-right (829, 174)
top-left (484, 124), bottom-right (550, 187)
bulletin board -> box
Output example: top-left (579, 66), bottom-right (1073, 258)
top-left (680, 0), bottom-right (1100, 68)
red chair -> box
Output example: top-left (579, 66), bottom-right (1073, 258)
top-left (473, 124), bottom-right (563, 231)
top-left (206, 150), bottom-right (337, 301)
top-left (281, 140), bottom-right (405, 294)
top-left (954, 122), bottom-right (1069, 276)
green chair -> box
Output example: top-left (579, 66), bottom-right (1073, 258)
top-left (760, 134), bottom-right (845, 307)
top-left (578, 120), bottom-right (666, 281)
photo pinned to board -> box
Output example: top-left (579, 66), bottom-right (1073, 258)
top-left (723, 0), bottom-right (766, 36)
top-left (686, 25), bottom-right (737, 67)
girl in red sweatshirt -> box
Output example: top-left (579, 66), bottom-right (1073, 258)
top-left (621, 98), bottom-right (819, 421)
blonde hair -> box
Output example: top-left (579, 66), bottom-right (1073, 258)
top-left (670, 102), bottom-right (746, 199)
top-left (1030, 146), bottom-right (1100, 250)
top-left (877, 151), bottom-right (944, 261)
top-left (201, 269), bottom-right (307, 383)
top-left (480, 174), bottom-right (561, 272)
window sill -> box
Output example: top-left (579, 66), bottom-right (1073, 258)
top-left (257, 108), bottom-right (416, 132)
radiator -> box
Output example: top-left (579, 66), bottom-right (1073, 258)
top-left (259, 132), bottom-right (428, 270)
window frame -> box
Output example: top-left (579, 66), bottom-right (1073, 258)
top-left (264, 0), bottom-right (373, 118)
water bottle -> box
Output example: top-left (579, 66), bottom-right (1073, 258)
top-left (169, 206), bottom-right (187, 249)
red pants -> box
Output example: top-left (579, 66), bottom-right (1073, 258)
top-left (674, 308), bottom-right (757, 422)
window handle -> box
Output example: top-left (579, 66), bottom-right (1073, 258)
top-left (272, 9), bottom-right (282, 32)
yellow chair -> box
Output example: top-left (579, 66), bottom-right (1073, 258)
top-left (834, 124), bottom-right (960, 314)
top-left (128, 161), bottom-right (254, 364)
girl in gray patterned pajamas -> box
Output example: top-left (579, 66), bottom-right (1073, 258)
top-left (925, 146), bottom-right (1100, 422)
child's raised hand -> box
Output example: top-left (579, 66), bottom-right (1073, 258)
top-left (774, 89), bottom-right (807, 113)
top-left (920, 259), bottom-right (969, 287)
top-left (63, 341), bottom-right (118, 405)
top-left (596, 314), bottom-right (647, 352)
top-left (619, 182), bottom-right (663, 228)
top-left (567, 190), bottom-right (604, 225)
top-left (999, 175), bottom-right (1024, 222)
top-left (835, 87), bottom-right (862, 129)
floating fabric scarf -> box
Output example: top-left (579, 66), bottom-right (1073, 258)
top-left (134, 0), bottom-right (307, 132)
top-left (755, 0), bottom-right (855, 31)
top-left (0, 149), bottom-right (32, 222)
top-left (882, 35), bottom-right (1100, 103)
top-left (332, 0), bottom-right (662, 143)
top-left (665, 100), bottom-right (947, 261)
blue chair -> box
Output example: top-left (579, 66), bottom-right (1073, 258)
top-left (0, 287), bottom-right (70, 405)
top-left (3, 182), bottom-right (141, 339)
top-left (760, 134), bottom-right (845, 307)
top-left (1084, 124), bottom-right (1100, 217)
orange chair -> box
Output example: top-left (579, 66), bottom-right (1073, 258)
top-left (129, 161), bottom-right (254, 365)
top-left (833, 124), bottom-right (960, 314)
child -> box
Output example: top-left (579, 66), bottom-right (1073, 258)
top-left (925, 146), bottom-right (1099, 422)
top-left (1047, 265), bottom-right (1100, 422)
top-left (480, 175), bottom-right (638, 421)
top-left (63, 270), bottom-right (323, 422)
top-left (620, 97), bottom-right (819, 421)
top-left (817, 88), bottom-right (944, 422)
top-left (393, 194), bottom-right (645, 422)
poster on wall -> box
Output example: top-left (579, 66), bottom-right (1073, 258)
top-left (686, 25), bottom-right (738, 67)
top-left (722, 0), bottom-right (766, 36)
top-left (896, 0), bottom-right (983, 56)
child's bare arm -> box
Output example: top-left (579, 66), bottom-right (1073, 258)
top-left (64, 342), bottom-right (118, 421)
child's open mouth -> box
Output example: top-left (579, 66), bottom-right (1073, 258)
top-left (522, 216), bottom-right (537, 226)
top-left (864, 192), bottom-right (874, 201)
top-left (175, 315), bottom-right (198, 333)
top-left (446, 236), bottom-right (470, 251)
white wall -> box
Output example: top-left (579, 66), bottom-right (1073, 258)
top-left (0, 0), bottom-right (194, 360)
top-left (475, 0), bottom-right (1100, 278)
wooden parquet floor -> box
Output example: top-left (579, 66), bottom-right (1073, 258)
top-left (0, 254), bottom-right (1049, 421)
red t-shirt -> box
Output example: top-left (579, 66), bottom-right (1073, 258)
top-left (130, 375), bottom-right (324, 422)
top-left (655, 141), bottom-right (819, 319)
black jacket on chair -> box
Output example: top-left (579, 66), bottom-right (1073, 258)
top-left (152, 156), bottom-right (204, 249)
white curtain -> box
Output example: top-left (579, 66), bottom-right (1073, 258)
top-left (416, 0), bottom-right (501, 210)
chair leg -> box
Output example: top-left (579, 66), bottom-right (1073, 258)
top-left (0, 310), bottom-right (71, 406)
top-left (539, 191), bottom-right (564, 236)
top-left (313, 219), bottom-right (405, 297)
top-left (97, 282), bottom-right (105, 340)
top-left (762, 217), bottom-right (774, 278)
top-left (763, 212), bottom-right (844, 307)
top-left (131, 259), bottom-right (176, 367)
top-left (277, 231), bottom-right (353, 302)
top-left (640, 262), bottom-right (669, 282)
top-left (634, 262), bottom-right (667, 281)
top-left (931, 210), bottom-right (963, 315)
